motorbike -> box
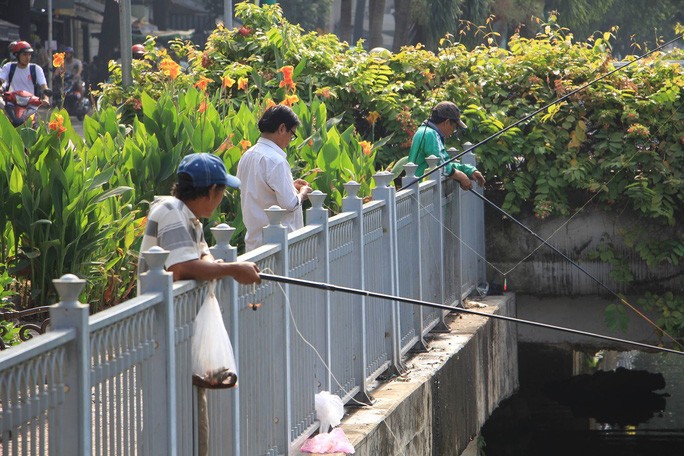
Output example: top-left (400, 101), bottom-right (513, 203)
top-left (1, 90), bottom-right (48, 127)
top-left (61, 75), bottom-right (90, 121)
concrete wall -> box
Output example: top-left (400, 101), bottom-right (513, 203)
top-left (485, 205), bottom-right (681, 296)
top-left (335, 293), bottom-right (518, 456)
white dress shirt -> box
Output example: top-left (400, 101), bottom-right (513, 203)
top-left (237, 137), bottom-right (304, 251)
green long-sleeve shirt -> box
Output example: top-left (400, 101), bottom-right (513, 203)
top-left (407, 123), bottom-right (476, 178)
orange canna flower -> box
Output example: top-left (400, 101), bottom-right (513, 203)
top-left (48, 114), bottom-right (66, 137)
top-left (216, 134), bottom-right (235, 153)
top-left (237, 77), bottom-right (249, 91)
top-left (52, 52), bottom-right (65, 68)
top-left (280, 94), bottom-right (299, 106)
top-left (159, 58), bottom-right (181, 79)
top-left (222, 75), bottom-right (235, 88)
top-left (278, 65), bottom-right (296, 91)
top-left (264, 98), bottom-right (276, 110)
top-left (198, 100), bottom-right (208, 113)
top-left (240, 139), bottom-right (252, 152)
top-left (194, 76), bottom-right (213, 91)
top-left (316, 87), bottom-right (331, 99)
top-left (359, 140), bottom-right (372, 156)
top-left (421, 70), bottom-right (435, 81)
top-left (366, 111), bottom-right (380, 125)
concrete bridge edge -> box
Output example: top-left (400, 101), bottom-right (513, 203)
top-left (327, 293), bottom-right (518, 456)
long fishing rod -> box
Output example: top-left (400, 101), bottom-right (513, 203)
top-left (467, 190), bottom-right (684, 349)
top-left (406, 34), bottom-right (684, 187)
top-left (259, 273), bottom-right (684, 356)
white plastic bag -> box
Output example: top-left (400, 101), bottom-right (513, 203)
top-left (191, 280), bottom-right (237, 388)
top-left (315, 391), bottom-right (345, 433)
top-left (301, 392), bottom-right (354, 454)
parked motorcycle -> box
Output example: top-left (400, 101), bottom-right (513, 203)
top-left (1, 89), bottom-right (50, 127)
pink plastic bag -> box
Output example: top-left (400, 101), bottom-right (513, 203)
top-left (300, 428), bottom-right (355, 454)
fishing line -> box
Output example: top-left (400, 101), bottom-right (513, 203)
top-left (260, 273), bottom-right (684, 356)
top-left (404, 34), bottom-right (684, 187)
top-left (253, 269), bottom-right (408, 453)
top-left (497, 96), bottom-right (684, 275)
top-left (469, 190), bottom-right (684, 349)
top-left (252, 268), bottom-right (374, 408)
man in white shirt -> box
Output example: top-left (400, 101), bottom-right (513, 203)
top-left (0, 41), bottom-right (50, 105)
top-left (237, 105), bottom-right (312, 251)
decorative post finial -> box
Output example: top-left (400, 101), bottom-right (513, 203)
top-left (142, 245), bottom-right (169, 272)
top-left (53, 274), bottom-right (86, 308)
top-left (343, 181), bottom-right (361, 199)
top-left (211, 223), bottom-right (236, 247)
top-left (373, 171), bottom-right (393, 188)
top-left (308, 190), bottom-right (326, 209)
top-left (425, 155), bottom-right (440, 171)
top-left (404, 162), bottom-right (418, 178)
top-left (265, 205), bottom-right (287, 226)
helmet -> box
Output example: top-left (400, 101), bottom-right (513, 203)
top-left (132, 44), bottom-right (145, 57)
top-left (65, 46), bottom-right (74, 54)
top-left (11, 41), bottom-right (33, 56)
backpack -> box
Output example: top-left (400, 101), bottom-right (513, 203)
top-left (4, 63), bottom-right (40, 95)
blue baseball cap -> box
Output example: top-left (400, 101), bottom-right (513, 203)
top-left (178, 153), bottom-right (240, 189)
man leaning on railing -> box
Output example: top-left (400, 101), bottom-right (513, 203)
top-left (137, 152), bottom-right (261, 455)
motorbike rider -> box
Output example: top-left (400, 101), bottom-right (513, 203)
top-left (0, 41), bottom-right (50, 106)
top-left (132, 44), bottom-right (146, 60)
top-left (55, 46), bottom-right (83, 85)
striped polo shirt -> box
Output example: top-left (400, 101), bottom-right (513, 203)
top-left (138, 196), bottom-right (210, 275)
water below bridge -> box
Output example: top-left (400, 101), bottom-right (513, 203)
top-left (480, 343), bottom-right (684, 456)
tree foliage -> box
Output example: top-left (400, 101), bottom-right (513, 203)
top-left (4, 3), bottom-right (683, 332)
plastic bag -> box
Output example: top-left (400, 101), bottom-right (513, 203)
top-left (191, 280), bottom-right (237, 388)
top-left (315, 391), bottom-right (345, 433)
top-left (300, 428), bottom-right (355, 454)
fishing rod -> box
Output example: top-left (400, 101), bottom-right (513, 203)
top-left (466, 190), bottom-right (684, 349)
top-left (405, 34), bottom-right (684, 187)
top-left (259, 273), bottom-right (684, 356)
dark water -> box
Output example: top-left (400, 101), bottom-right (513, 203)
top-left (480, 343), bottom-right (684, 456)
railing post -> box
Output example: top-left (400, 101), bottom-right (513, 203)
top-left (50, 274), bottom-right (90, 456)
top-left (426, 155), bottom-right (449, 331)
top-left (306, 191), bottom-right (332, 391)
top-left (139, 246), bottom-right (177, 456)
top-left (372, 171), bottom-right (406, 375)
top-left (263, 205), bottom-right (293, 455)
top-left (341, 181), bottom-right (372, 404)
top-left (461, 142), bottom-right (487, 293)
top-left (402, 163), bottom-right (428, 351)
top-left (209, 224), bottom-right (240, 455)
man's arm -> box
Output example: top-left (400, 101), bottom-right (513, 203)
top-left (270, 160), bottom-right (309, 211)
top-left (38, 83), bottom-right (50, 106)
top-left (168, 258), bottom-right (261, 283)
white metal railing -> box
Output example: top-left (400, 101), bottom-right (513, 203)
top-left (0, 154), bottom-right (485, 455)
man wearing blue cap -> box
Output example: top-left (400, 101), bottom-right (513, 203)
top-left (139, 152), bottom-right (260, 456)
top-left (138, 152), bottom-right (261, 283)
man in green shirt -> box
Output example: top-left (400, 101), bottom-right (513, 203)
top-left (407, 101), bottom-right (486, 190)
